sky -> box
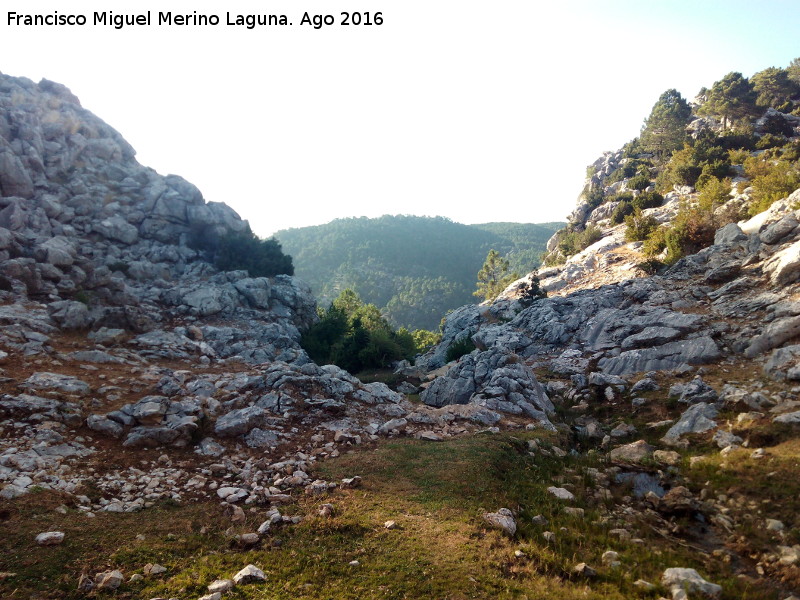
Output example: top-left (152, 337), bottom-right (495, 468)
top-left (1, 1), bottom-right (799, 237)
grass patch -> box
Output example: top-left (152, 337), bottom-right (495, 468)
top-left (0, 434), bottom-right (781, 599)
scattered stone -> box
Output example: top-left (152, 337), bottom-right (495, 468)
top-left (766, 519), bottom-right (785, 531)
top-left (208, 579), bottom-right (234, 593)
top-left (601, 550), bottom-right (620, 567)
top-left (143, 563), bottom-right (167, 575)
top-left (384, 520), bottom-right (398, 530)
top-left (341, 476), bottom-right (362, 489)
top-left (95, 570), bottom-right (124, 591)
top-left (653, 450), bottom-right (681, 466)
top-left (661, 568), bottom-right (721, 598)
top-left (319, 504), bottom-right (335, 518)
top-left (547, 486), bottom-right (575, 501)
top-left (572, 562), bottom-right (596, 577)
top-left (233, 564), bottom-right (266, 585)
top-left (483, 508), bottom-right (517, 536)
top-left (35, 531), bottom-right (65, 546)
top-left (608, 440), bottom-right (653, 463)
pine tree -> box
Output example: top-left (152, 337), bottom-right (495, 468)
top-left (640, 89), bottom-right (692, 160)
top-left (697, 72), bottom-right (757, 129)
top-left (751, 66), bottom-right (799, 109)
top-left (474, 249), bottom-right (517, 302)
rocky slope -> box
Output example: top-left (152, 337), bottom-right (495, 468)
top-left (2, 71), bottom-right (800, 600)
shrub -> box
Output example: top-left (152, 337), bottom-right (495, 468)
top-left (611, 201), bottom-right (634, 225)
top-left (748, 159), bottom-right (800, 215)
top-left (188, 224), bottom-right (294, 278)
top-left (631, 191), bottom-right (664, 211)
top-left (627, 173), bottom-right (651, 191)
top-left (756, 133), bottom-right (787, 150)
top-left (518, 277), bottom-right (546, 304)
top-left (108, 261), bottom-right (130, 275)
top-left (728, 148), bottom-right (751, 164)
top-left (446, 336), bottom-right (476, 363)
top-left (624, 209), bottom-right (659, 242)
top-left (698, 177), bottom-right (732, 211)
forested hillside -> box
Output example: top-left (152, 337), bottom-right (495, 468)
top-left (275, 216), bottom-right (563, 330)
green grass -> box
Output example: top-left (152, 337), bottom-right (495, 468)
top-left (0, 433), bottom-right (782, 599)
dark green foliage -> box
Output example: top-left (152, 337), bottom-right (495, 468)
top-left (474, 249), bottom-right (517, 302)
top-left (556, 224), bottom-right (603, 257)
top-left (697, 72), bottom-right (757, 128)
top-left (761, 113), bottom-right (796, 137)
top-left (756, 133), bottom-right (788, 150)
top-left (108, 261), bottom-right (130, 276)
top-left (275, 216), bottom-right (563, 330)
top-left (188, 224), bottom-right (294, 278)
top-left (582, 185), bottom-right (605, 211)
top-left (626, 172), bottom-right (651, 191)
top-left (624, 209), bottom-right (659, 242)
top-left (751, 66), bottom-right (799, 109)
top-left (445, 336), bottom-right (476, 363)
top-left (789, 57), bottom-right (800, 86)
top-left (604, 161), bottom-right (639, 185)
top-left (610, 202), bottom-right (633, 225)
top-left (301, 289), bottom-right (416, 373)
top-left (631, 191), bottom-right (664, 211)
top-left (517, 277), bottom-right (546, 307)
top-left (640, 89), bottom-right (692, 159)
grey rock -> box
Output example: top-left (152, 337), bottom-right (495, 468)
top-left (764, 239), bottom-right (800, 285)
top-left (232, 564), bottom-right (266, 585)
top-left (661, 568), bottom-right (721, 598)
top-left (92, 216), bottom-right (138, 244)
top-left (21, 372), bottom-right (90, 396)
top-left (662, 403), bottom-right (718, 444)
top-left (48, 300), bottom-right (91, 330)
top-left (215, 406), bottom-right (267, 437)
top-left (86, 414), bottom-right (124, 438)
top-left (774, 411), bottom-right (800, 424)
top-left (714, 223), bottom-right (747, 245)
top-left (36, 531), bottom-right (64, 546)
top-left (608, 440), bottom-right (653, 463)
top-left (599, 336), bottom-right (720, 375)
top-left (668, 376), bottom-right (719, 404)
top-left (483, 508), bottom-right (516, 536)
top-left (745, 316), bottom-right (800, 358)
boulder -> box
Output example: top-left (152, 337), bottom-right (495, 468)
top-left (608, 440), bottom-right (653, 463)
top-left (764, 239), bottom-right (800, 285)
top-left (661, 568), bottom-right (721, 598)
top-left (483, 508), bottom-right (516, 536)
top-left (233, 564), bottom-right (266, 585)
top-left (662, 403), bottom-right (718, 445)
top-left (215, 406), bottom-right (267, 437)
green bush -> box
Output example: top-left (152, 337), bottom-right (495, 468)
top-left (631, 191), bottom-right (664, 211)
top-left (627, 173), bottom-right (651, 191)
top-left (747, 159), bottom-right (800, 215)
top-left (611, 201), bottom-right (634, 225)
top-left (446, 336), bottom-right (476, 363)
top-left (698, 177), bottom-right (732, 211)
top-left (188, 224), bottom-right (294, 277)
top-left (756, 133), bottom-right (787, 150)
top-left (624, 209), bottom-right (659, 242)
top-left (301, 289), bottom-right (416, 373)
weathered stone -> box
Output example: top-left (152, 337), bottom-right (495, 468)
top-left (22, 372), bottom-right (90, 396)
top-left (662, 403), bottom-right (718, 445)
top-left (483, 508), bottom-right (516, 536)
top-left (215, 406), bottom-right (267, 437)
top-left (232, 564), bottom-right (266, 585)
top-left (547, 487), bottom-right (575, 501)
top-left (608, 440), bottom-right (653, 463)
top-left (35, 531), bottom-right (65, 546)
top-left (661, 568), bottom-right (721, 598)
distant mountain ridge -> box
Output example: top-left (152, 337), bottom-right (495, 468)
top-left (275, 215), bottom-right (564, 330)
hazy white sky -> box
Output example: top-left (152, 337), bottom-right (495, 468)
top-left (1, 1), bottom-right (799, 237)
